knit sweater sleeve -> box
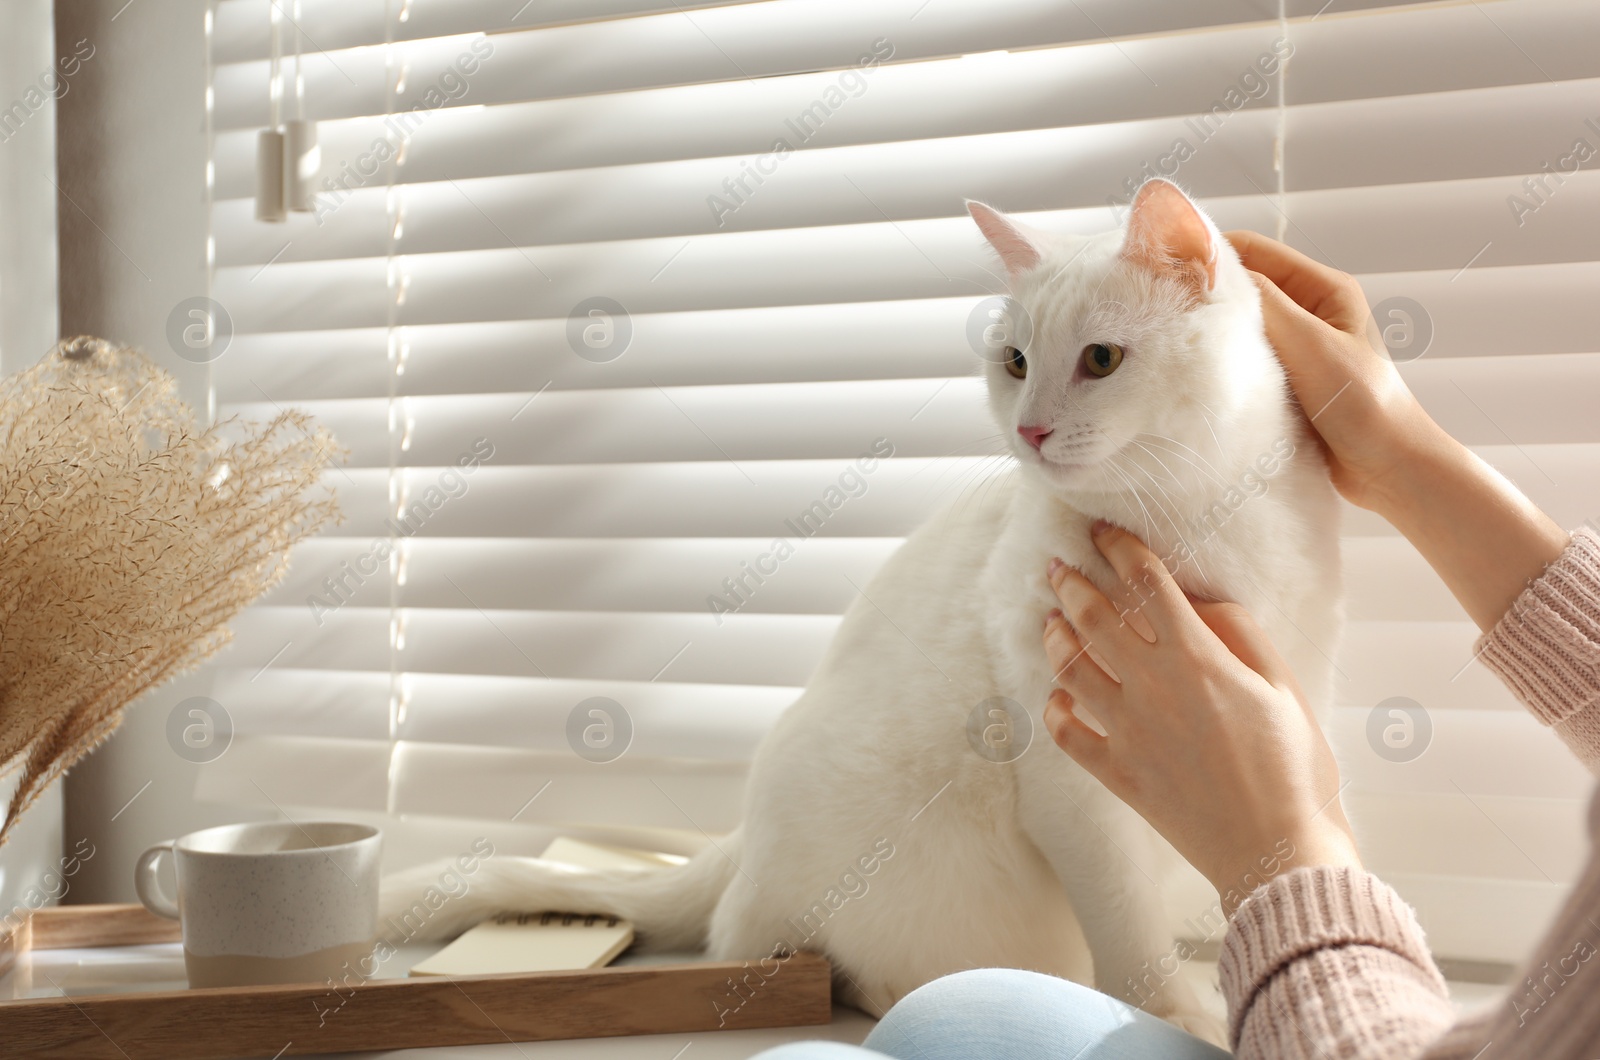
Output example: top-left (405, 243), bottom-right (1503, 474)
top-left (1217, 528), bottom-right (1600, 1058)
top-left (1474, 525), bottom-right (1600, 769)
top-left (1218, 867), bottom-right (1455, 1058)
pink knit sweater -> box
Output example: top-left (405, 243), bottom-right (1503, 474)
top-left (1218, 526), bottom-right (1600, 1058)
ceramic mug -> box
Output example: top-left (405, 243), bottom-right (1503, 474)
top-left (134, 820), bottom-right (382, 988)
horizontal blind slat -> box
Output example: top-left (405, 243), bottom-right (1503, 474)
top-left (213, 299), bottom-right (982, 403)
top-left (222, 378), bottom-right (989, 468)
top-left (1345, 791), bottom-right (1588, 885)
top-left (1383, 874), bottom-right (1568, 965)
top-left (212, 0), bottom-right (755, 63)
top-left (213, 668), bottom-right (801, 749)
top-left (213, 265), bottom-right (1600, 407)
top-left (217, 353), bottom-right (1600, 473)
top-left (230, 606), bottom-right (840, 686)
top-left (218, 602), bottom-right (1539, 718)
top-left (1331, 707), bottom-right (1592, 801)
top-left (263, 537), bottom-right (906, 614)
top-left (212, 0), bottom-right (1451, 67)
top-left (390, 744), bottom-right (746, 831)
top-left (252, 529), bottom-right (1599, 629)
top-left (282, 445), bottom-right (1597, 541)
top-left (196, 734), bottom-right (392, 812)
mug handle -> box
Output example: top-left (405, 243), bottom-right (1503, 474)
top-left (134, 841), bottom-right (180, 919)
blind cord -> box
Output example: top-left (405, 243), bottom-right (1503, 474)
top-left (292, 0), bottom-right (303, 122)
top-left (1275, 0), bottom-right (1290, 242)
top-left (267, 0), bottom-right (281, 130)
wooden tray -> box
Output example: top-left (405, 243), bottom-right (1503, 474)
top-left (0, 904), bottom-right (832, 1059)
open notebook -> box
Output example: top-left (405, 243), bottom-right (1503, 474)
top-left (408, 838), bottom-right (686, 977)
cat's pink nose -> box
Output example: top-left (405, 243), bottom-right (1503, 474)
top-left (1018, 425), bottom-right (1053, 451)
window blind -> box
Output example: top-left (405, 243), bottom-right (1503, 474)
top-left (200, 0), bottom-right (1600, 967)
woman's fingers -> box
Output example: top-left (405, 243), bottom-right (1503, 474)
top-left (1224, 230), bottom-right (1368, 333)
top-left (1190, 597), bottom-right (1299, 692)
top-left (1047, 558), bottom-right (1143, 669)
top-left (1248, 268), bottom-right (1372, 395)
top-left (1247, 271), bottom-right (1358, 429)
top-left (1043, 608), bottom-right (1122, 711)
top-left (1042, 689), bottom-right (1111, 776)
top-left (1086, 522), bottom-right (1189, 641)
top-left (1250, 268), bottom-right (1339, 354)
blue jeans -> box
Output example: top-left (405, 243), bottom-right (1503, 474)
top-left (751, 968), bottom-right (1230, 1059)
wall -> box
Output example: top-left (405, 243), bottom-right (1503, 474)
top-left (0, 0), bottom-right (61, 370)
top-left (53, 0), bottom-right (267, 905)
top-left (0, 0), bottom-right (66, 918)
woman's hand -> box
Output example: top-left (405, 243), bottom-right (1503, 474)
top-left (1225, 229), bottom-right (1439, 513)
top-left (1228, 229), bottom-right (1568, 633)
top-left (1041, 521), bottom-right (1362, 914)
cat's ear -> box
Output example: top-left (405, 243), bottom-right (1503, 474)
top-left (967, 201), bottom-right (1042, 277)
top-left (1121, 179), bottom-right (1218, 293)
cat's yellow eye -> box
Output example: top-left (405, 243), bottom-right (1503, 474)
top-left (1003, 346), bottom-right (1027, 379)
top-left (1082, 342), bottom-right (1123, 378)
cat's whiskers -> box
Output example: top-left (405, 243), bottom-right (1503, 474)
top-left (972, 458), bottom-right (1013, 514)
top-left (904, 435), bottom-right (1008, 485)
top-left (1119, 445), bottom-right (1185, 520)
top-left (905, 438), bottom-right (1010, 516)
top-left (1130, 439), bottom-right (1193, 492)
top-left (927, 453), bottom-right (996, 511)
top-left (1132, 438), bottom-right (1228, 560)
top-left (1139, 434), bottom-right (1228, 489)
top-left (1141, 427), bottom-right (1278, 575)
top-left (1195, 402), bottom-right (1228, 463)
top-left (928, 458), bottom-right (988, 518)
top-left (974, 458), bottom-right (1020, 520)
top-left (1113, 467), bottom-right (1152, 547)
top-left (1103, 458), bottom-right (1158, 545)
top-left (1116, 450), bottom-right (1210, 583)
top-left (944, 451), bottom-right (1015, 519)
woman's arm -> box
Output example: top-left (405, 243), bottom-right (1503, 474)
top-left (1363, 425), bottom-right (1570, 634)
top-left (1472, 526), bottom-right (1600, 768)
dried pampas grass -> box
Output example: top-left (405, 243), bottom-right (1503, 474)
top-left (0, 336), bottom-right (341, 844)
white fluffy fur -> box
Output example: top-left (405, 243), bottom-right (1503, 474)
top-left (380, 181), bottom-right (1341, 1044)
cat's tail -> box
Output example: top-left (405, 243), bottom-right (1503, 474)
top-left (377, 830), bottom-right (741, 952)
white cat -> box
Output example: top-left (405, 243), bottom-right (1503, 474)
top-left (379, 179), bottom-right (1342, 1044)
